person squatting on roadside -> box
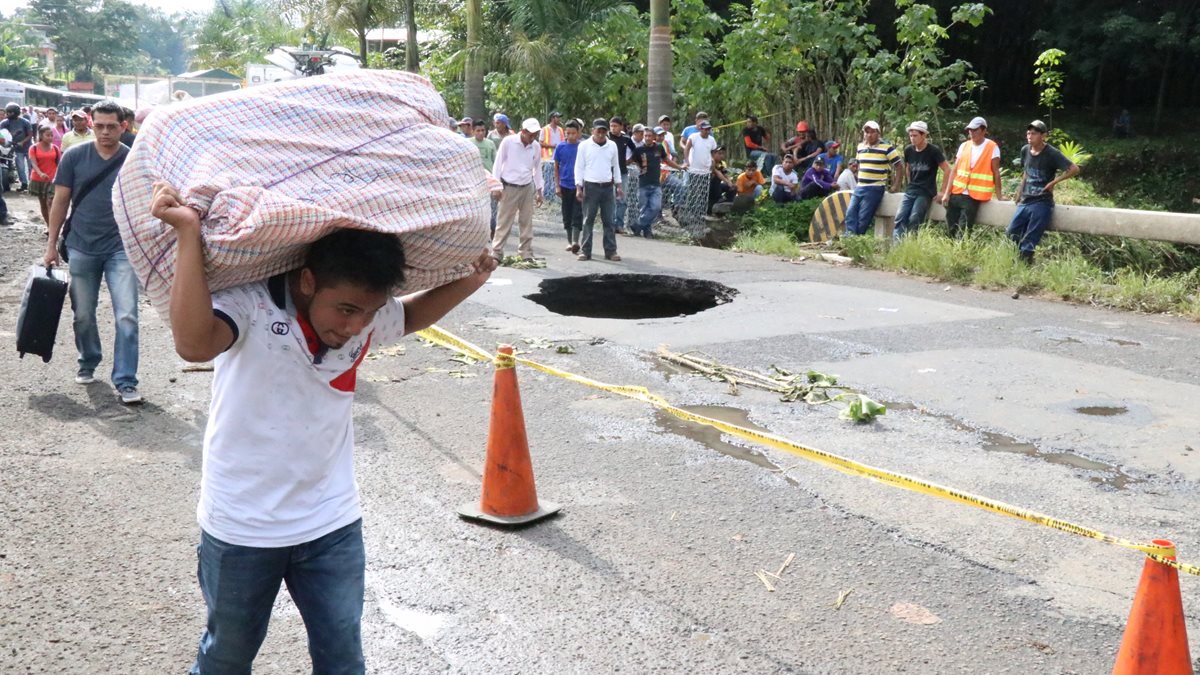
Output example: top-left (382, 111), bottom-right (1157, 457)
top-left (574, 118), bottom-right (623, 261)
top-left (941, 116), bottom-right (1002, 237)
top-left (799, 156), bottom-right (836, 200)
top-left (771, 154), bottom-right (802, 203)
top-left (43, 99), bottom-right (142, 405)
top-left (490, 117), bottom-right (544, 261)
top-left (893, 120), bottom-right (951, 240)
top-left (554, 119), bottom-right (583, 253)
top-left (150, 180), bottom-right (497, 674)
top-left (1006, 119), bottom-right (1080, 264)
top-left (843, 120), bottom-right (902, 236)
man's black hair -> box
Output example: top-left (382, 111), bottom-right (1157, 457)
top-left (747, 115), bottom-right (758, 122)
top-left (91, 99), bottom-right (125, 122)
top-left (472, 119), bottom-right (486, 128)
top-left (609, 115), bottom-right (625, 126)
top-left (304, 229), bottom-right (406, 293)
top-left (564, 119), bottom-right (581, 130)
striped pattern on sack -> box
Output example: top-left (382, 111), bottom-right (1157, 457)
top-left (114, 70), bottom-right (490, 318)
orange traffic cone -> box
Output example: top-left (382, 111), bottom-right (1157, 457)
top-left (1113, 539), bottom-right (1193, 675)
top-left (458, 345), bottom-right (560, 526)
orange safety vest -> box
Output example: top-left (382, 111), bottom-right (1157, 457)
top-left (949, 139), bottom-right (999, 201)
top-left (540, 125), bottom-right (562, 159)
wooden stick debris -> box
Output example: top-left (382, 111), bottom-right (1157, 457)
top-left (754, 570), bottom-right (776, 592)
top-left (776, 552), bottom-right (796, 577)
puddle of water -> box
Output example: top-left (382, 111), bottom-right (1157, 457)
top-left (653, 405), bottom-right (796, 485)
top-left (650, 358), bottom-right (687, 382)
top-left (1074, 405), bottom-right (1128, 417)
top-left (886, 402), bottom-right (1138, 490)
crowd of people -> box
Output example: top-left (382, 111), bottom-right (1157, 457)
top-left (455, 109), bottom-right (1080, 265)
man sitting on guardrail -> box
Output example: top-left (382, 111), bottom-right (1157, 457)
top-left (1006, 120), bottom-right (1080, 264)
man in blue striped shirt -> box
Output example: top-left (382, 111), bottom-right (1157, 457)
top-left (844, 120), bottom-right (902, 236)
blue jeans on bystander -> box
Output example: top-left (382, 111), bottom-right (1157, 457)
top-left (189, 519), bottom-right (367, 675)
top-left (1006, 199), bottom-right (1055, 253)
top-left (67, 248), bottom-right (139, 388)
top-left (843, 185), bottom-right (886, 236)
top-left (892, 190), bottom-right (933, 240)
top-left (636, 184), bottom-right (662, 238)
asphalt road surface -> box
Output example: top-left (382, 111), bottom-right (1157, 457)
top-left (2, 193), bottom-right (1197, 674)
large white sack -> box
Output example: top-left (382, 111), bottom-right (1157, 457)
top-left (113, 70), bottom-right (490, 317)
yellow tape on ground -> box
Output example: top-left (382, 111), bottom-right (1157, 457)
top-left (415, 326), bottom-right (1200, 577)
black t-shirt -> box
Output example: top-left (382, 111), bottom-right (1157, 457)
top-left (1, 117), bottom-right (33, 150)
top-left (611, 133), bottom-right (634, 177)
top-left (633, 144), bottom-right (667, 187)
top-left (743, 126), bottom-right (767, 152)
top-left (903, 143), bottom-right (946, 197)
top-left (796, 140), bottom-right (824, 168)
top-left (1020, 143), bottom-right (1073, 204)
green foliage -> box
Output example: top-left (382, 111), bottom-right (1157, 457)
top-left (0, 21), bottom-right (44, 82)
top-left (838, 394), bottom-right (887, 423)
top-left (730, 230), bottom-right (802, 258)
top-left (193, 0), bottom-right (302, 73)
top-left (733, 200), bottom-right (821, 243)
top-left (1055, 140), bottom-right (1091, 166)
top-left (1033, 48), bottom-right (1066, 113)
top-left (834, 227), bottom-right (1200, 319)
top-left (31, 0), bottom-right (139, 80)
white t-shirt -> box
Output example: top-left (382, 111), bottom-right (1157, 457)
top-left (686, 134), bottom-right (718, 175)
top-left (965, 139), bottom-right (1000, 167)
top-left (837, 168), bottom-right (857, 191)
top-left (662, 131), bottom-right (676, 158)
top-left (200, 275), bottom-right (407, 547)
top-left (772, 165), bottom-right (799, 188)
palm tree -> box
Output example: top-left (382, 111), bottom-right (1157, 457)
top-left (326, 0), bottom-right (400, 66)
top-left (647, 0), bottom-right (672, 123)
top-left (404, 0), bottom-right (419, 72)
top-left (463, 0), bottom-right (484, 119)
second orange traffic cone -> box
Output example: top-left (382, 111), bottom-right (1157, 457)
top-left (458, 344), bottom-right (560, 526)
top-left (1112, 539), bottom-right (1193, 675)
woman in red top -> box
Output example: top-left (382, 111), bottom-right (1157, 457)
top-left (28, 126), bottom-right (61, 226)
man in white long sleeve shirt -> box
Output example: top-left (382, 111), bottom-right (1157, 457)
top-left (491, 117), bottom-right (544, 260)
top-left (574, 118), bottom-right (624, 262)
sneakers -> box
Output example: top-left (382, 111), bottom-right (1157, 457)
top-left (605, 254), bottom-right (622, 262)
top-left (74, 370), bottom-right (95, 385)
top-left (576, 254), bottom-right (591, 261)
top-left (117, 386), bottom-right (143, 405)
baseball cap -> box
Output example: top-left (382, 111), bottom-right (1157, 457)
top-left (521, 117), bottom-right (541, 133)
top-left (549, 111), bottom-right (562, 118)
top-left (862, 120), bottom-right (881, 131)
top-left (699, 120), bottom-right (712, 129)
top-left (652, 126), bottom-right (664, 135)
top-left (592, 118), bottom-right (609, 130)
top-left (813, 156), bottom-right (826, 165)
top-left (631, 123), bottom-right (645, 132)
top-left (493, 113), bottom-right (509, 125)
top-left (70, 109), bottom-right (88, 119)
top-left (458, 116), bottom-right (472, 125)
top-left (965, 116), bottom-right (987, 130)
top-left (657, 114), bottom-right (671, 123)
top-left (828, 141), bottom-right (841, 149)
top-left (796, 120), bottom-right (811, 132)
top-left (695, 111), bottom-right (709, 119)
top-left (906, 120), bottom-right (929, 134)
top-left (1027, 119), bottom-right (1048, 133)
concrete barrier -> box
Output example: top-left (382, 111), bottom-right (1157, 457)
top-left (870, 192), bottom-right (1200, 246)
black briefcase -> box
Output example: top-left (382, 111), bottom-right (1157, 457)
top-left (16, 265), bottom-right (69, 363)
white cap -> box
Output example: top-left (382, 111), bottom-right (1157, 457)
top-left (863, 120), bottom-right (881, 131)
top-left (520, 117), bottom-right (541, 133)
top-left (906, 120), bottom-right (929, 134)
top-left (965, 116), bottom-right (987, 130)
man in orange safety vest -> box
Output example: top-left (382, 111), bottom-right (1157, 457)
top-left (940, 116), bottom-right (1003, 237)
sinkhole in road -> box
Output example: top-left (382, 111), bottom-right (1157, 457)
top-left (524, 274), bottom-right (737, 319)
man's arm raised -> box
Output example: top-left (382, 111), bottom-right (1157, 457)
top-left (151, 182), bottom-right (234, 362)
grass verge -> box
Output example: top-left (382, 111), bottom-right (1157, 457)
top-left (840, 227), bottom-right (1200, 319)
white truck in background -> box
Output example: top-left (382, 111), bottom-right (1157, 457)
top-left (246, 46), bottom-right (361, 87)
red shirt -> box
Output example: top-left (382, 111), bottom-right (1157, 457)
top-left (28, 144), bottom-right (61, 183)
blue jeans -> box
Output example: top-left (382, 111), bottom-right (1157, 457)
top-left (636, 184), bottom-right (662, 237)
top-left (614, 173), bottom-right (633, 230)
top-left (843, 185), bottom-right (886, 236)
top-left (190, 520), bottom-right (366, 675)
top-left (893, 191), bottom-right (933, 240)
top-left (67, 248), bottom-right (139, 388)
top-left (580, 181), bottom-right (617, 257)
top-left (489, 197), bottom-right (497, 237)
top-left (541, 163), bottom-right (556, 202)
top-left (14, 150), bottom-right (29, 188)
top-left (1006, 200), bottom-right (1054, 253)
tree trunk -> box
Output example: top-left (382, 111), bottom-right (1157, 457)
top-left (1154, 50), bottom-right (1171, 134)
top-left (647, 0), bottom-right (673, 124)
top-left (358, 29), bottom-right (368, 67)
top-left (463, 0), bottom-right (484, 119)
top-left (405, 0), bottom-right (419, 73)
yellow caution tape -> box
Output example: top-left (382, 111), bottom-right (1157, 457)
top-left (416, 326), bottom-right (1200, 577)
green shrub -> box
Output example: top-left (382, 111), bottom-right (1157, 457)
top-left (733, 200), bottom-right (822, 243)
top-left (730, 230), bottom-right (803, 257)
